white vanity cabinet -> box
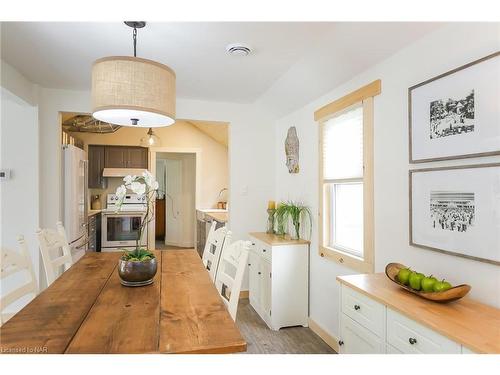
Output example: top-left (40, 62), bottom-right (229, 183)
top-left (337, 273), bottom-right (499, 354)
top-left (248, 232), bottom-right (310, 331)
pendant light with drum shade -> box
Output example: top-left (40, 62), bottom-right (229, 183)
top-left (91, 21), bottom-right (176, 128)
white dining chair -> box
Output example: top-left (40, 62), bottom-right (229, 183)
top-left (36, 221), bottom-right (74, 286)
top-left (0, 235), bottom-right (39, 326)
top-left (201, 222), bottom-right (230, 282)
top-left (214, 240), bottom-right (251, 321)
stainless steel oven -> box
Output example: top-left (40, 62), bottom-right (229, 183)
top-left (101, 194), bottom-right (147, 252)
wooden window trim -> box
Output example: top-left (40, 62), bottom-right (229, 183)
top-left (314, 79), bottom-right (380, 122)
top-left (317, 82), bottom-right (380, 273)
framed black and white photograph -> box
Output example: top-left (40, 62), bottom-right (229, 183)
top-left (409, 52), bottom-right (500, 163)
top-left (410, 163), bottom-right (500, 266)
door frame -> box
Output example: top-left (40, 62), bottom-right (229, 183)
top-left (148, 147), bottom-right (202, 249)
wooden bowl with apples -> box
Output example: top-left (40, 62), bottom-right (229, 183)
top-left (385, 263), bottom-right (471, 303)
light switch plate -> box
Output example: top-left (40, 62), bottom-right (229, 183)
top-left (0, 169), bottom-right (11, 180)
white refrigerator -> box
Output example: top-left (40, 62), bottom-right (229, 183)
top-left (62, 144), bottom-right (88, 263)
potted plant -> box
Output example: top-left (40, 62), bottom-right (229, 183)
top-left (275, 203), bottom-right (288, 236)
top-left (114, 171), bottom-right (159, 287)
top-left (276, 201), bottom-right (312, 240)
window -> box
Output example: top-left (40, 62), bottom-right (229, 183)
top-left (315, 80), bottom-right (380, 272)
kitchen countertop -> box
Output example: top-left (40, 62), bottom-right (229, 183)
top-left (206, 212), bottom-right (228, 223)
top-left (337, 273), bottom-right (500, 354)
top-left (88, 210), bottom-right (102, 217)
top-left (197, 209), bottom-right (228, 223)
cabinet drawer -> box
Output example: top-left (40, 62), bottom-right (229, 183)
top-left (387, 309), bottom-right (461, 354)
top-left (340, 314), bottom-right (385, 354)
top-left (252, 239), bottom-right (272, 260)
top-left (341, 285), bottom-right (385, 337)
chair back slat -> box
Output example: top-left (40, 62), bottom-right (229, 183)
top-left (0, 235), bottom-right (38, 325)
top-left (36, 221), bottom-right (74, 286)
top-left (201, 223), bottom-right (229, 281)
top-left (214, 240), bottom-right (250, 321)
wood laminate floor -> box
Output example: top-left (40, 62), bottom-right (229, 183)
top-left (155, 241), bottom-right (191, 250)
top-left (236, 299), bottom-right (336, 354)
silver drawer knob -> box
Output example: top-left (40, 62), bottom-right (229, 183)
top-left (354, 304), bottom-right (361, 310)
top-left (409, 337), bottom-right (417, 345)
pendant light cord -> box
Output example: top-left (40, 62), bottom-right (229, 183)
top-left (133, 26), bottom-right (137, 57)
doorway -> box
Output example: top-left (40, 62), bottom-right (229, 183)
top-left (155, 152), bottom-right (196, 249)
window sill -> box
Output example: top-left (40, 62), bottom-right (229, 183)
top-left (319, 245), bottom-right (373, 273)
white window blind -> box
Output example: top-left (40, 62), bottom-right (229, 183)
top-left (322, 105), bottom-right (363, 180)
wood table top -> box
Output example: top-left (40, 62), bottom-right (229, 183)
top-left (337, 273), bottom-right (500, 354)
top-left (0, 250), bottom-right (246, 354)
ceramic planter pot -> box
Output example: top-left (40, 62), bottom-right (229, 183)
top-left (118, 257), bottom-right (157, 287)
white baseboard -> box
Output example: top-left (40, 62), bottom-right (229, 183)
top-left (308, 318), bottom-right (340, 353)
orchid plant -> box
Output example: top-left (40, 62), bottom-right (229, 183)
top-left (115, 171), bottom-right (159, 262)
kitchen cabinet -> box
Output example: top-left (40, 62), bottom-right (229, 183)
top-left (248, 232), bottom-right (309, 330)
top-left (88, 212), bottom-right (101, 251)
top-left (337, 274), bottom-right (500, 354)
top-left (88, 145), bottom-right (107, 188)
top-left (126, 147), bottom-right (148, 168)
top-left (104, 146), bottom-right (148, 169)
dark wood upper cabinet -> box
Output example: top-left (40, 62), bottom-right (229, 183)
top-left (104, 146), bottom-right (127, 168)
top-left (127, 147), bottom-right (148, 168)
top-left (88, 145), bottom-right (107, 189)
top-left (104, 146), bottom-right (148, 169)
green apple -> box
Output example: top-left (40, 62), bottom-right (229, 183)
top-left (421, 275), bottom-right (437, 292)
top-left (433, 279), bottom-right (452, 292)
top-left (408, 272), bottom-right (425, 291)
top-left (397, 268), bottom-right (412, 285)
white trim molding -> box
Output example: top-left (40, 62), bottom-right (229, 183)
top-left (308, 317), bottom-right (340, 353)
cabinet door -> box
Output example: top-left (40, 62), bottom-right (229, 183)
top-left (127, 147), bottom-right (148, 168)
top-left (105, 146), bottom-right (127, 168)
top-left (339, 314), bottom-right (385, 354)
top-left (248, 251), bottom-right (260, 309)
top-left (259, 259), bottom-right (272, 318)
top-left (88, 145), bottom-right (106, 188)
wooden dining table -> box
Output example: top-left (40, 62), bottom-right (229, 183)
top-left (0, 250), bottom-right (246, 354)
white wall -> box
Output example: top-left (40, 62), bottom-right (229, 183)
top-left (0, 64), bottom-right (40, 293)
top-left (274, 23), bottom-right (500, 340)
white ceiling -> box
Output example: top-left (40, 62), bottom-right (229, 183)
top-left (1, 22), bottom-right (442, 105)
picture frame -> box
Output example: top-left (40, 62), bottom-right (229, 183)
top-left (409, 163), bottom-right (500, 266)
top-left (409, 51), bottom-right (500, 163)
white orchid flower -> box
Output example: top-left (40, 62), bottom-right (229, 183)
top-left (116, 185), bottom-right (127, 198)
top-left (151, 181), bottom-right (159, 190)
top-left (123, 175), bottom-right (134, 185)
top-left (142, 170), bottom-right (155, 187)
top-left (114, 185), bottom-right (127, 212)
top-left (130, 181), bottom-right (146, 196)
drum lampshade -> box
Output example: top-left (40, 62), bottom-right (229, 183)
top-left (91, 56), bottom-right (176, 127)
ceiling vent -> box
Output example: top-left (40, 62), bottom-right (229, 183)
top-left (226, 43), bottom-right (252, 56)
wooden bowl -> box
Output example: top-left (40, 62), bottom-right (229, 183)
top-left (385, 263), bottom-right (471, 303)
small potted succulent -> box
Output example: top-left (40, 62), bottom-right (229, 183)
top-left (114, 171), bottom-right (159, 287)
